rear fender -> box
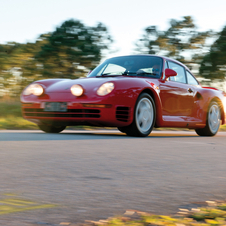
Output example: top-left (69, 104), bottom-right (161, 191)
top-left (210, 97), bottom-right (225, 125)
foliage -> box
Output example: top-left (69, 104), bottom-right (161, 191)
top-left (199, 26), bottom-right (226, 79)
top-left (36, 20), bottom-right (112, 79)
top-left (0, 19), bottom-right (112, 98)
top-left (0, 38), bottom-right (49, 96)
top-left (136, 16), bottom-right (214, 68)
top-left (136, 16), bottom-right (226, 80)
top-left (1, 16), bottom-right (226, 98)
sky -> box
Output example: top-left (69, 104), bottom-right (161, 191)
top-left (0, 0), bottom-right (226, 59)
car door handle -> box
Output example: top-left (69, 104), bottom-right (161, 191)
top-left (187, 88), bottom-right (194, 93)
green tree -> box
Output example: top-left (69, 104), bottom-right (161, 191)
top-left (199, 26), bottom-right (226, 79)
top-left (136, 16), bottom-right (213, 66)
top-left (36, 19), bottom-right (113, 79)
top-left (0, 39), bottom-right (47, 97)
top-left (0, 42), bottom-right (29, 97)
top-left (0, 19), bottom-right (113, 98)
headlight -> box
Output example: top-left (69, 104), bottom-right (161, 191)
top-left (23, 84), bottom-right (44, 96)
top-left (71, 84), bottom-right (84, 96)
top-left (97, 82), bottom-right (114, 96)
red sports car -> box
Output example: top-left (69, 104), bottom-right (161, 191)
top-left (21, 55), bottom-right (226, 137)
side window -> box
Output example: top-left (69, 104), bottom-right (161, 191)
top-left (186, 71), bottom-right (199, 86)
top-left (168, 61), bottom-right (186, 83)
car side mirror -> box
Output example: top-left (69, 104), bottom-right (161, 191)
top-left (164, 68), bottom-right (177, 81)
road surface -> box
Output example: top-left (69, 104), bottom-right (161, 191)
top-left (0, 129), bottom-right (226, 225)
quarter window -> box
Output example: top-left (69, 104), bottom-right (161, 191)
top-left (168, 61), bottom-right (186, 83)
top-left (186, 71), bottom-right (199, 85)
top-left (164, 61), bottom-right (168, 69)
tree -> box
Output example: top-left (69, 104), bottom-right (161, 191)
top-left (0, 39), bottom-right (47, 97)
top-left (199, 26), bottom-right (226, 79)
top-left (136, 16), bottom-right (213, 67)
top-left (36, 19), bottom-right (113, 79)
top-left (0, 19), bottom-right (113, 98)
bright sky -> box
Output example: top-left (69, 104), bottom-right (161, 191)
top-left (1, 0), bottom-right (226, 59)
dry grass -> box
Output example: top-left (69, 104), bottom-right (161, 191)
top-left (79, 201), bottom-right (226, 226)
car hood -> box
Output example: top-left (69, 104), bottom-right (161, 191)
top-left (42, 76), bottom-right (133, 93)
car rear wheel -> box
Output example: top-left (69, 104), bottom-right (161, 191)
top-left (38, 124), bottom-right (66, 133)
top-left (124, 93), bottom-right (156, 137)
top-left (195, 101), bottom-right (221, 136)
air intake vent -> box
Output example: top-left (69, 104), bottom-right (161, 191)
top-left (116, 106), bottom-right (130, 122)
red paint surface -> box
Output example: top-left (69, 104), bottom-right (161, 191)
top-left (21, 56), bottom-right (226, 129)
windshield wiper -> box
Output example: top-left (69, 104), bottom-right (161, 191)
top-left (136, 71), bottom-right (158, 76)
top-left (96, 72), bottom-right (123, 77)
top-left (122, 71), bottom-right (137, 76)
top-left (96, 71), bottom-right (159, 77)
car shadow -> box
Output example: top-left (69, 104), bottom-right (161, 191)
top-left (0, 130), bottom-right (200, 142)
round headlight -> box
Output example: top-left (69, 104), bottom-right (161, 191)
top-left (97, 82), bottom-right (114, 96)
top-left (71, 84), bottom-right (84, 96)
top-left (23, 84), bottom-right (44, 96)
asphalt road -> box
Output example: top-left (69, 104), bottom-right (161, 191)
top-left (0, 129), bottom-right (226, 226)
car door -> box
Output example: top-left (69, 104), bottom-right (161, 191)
top-left (159, 61), bottom-right (196, 117)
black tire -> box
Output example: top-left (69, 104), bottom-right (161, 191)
top-left (195, 101), bottom-right (221, 136)
top-left (125, 93), bottom-right (156, 137)
top-left (38, 124), bottom-right (66, 133)
top-left (117, 127), bottom-right (128, 133)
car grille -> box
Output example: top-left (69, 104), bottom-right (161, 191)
top-left (23, 108), bottom-right (101, 118)
top-left (116, 106), bottom-right (130, 122)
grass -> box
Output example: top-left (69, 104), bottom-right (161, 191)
top-left (0, 117), bottom-right (38, 130)
top-left (84, 201), bottom-right (226, 226)
top-left (0, 101), bottom-right (22, 118)
top-left (0, 101), bottom-right (37, 129)
top-left (220, 124), bottom-right (226, 131)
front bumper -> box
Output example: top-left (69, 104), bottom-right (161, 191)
top-left (21, 94), bottom-right (134, 127)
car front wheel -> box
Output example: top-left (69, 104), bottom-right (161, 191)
top-left (124, 93), bottom-right (156, 137)
top-left (195, 101), bottom-right (221, 136)
top-left (38, 124), bottom-right (66, 133)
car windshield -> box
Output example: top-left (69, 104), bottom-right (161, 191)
top-left (88, 55), bottom-right (163, 78)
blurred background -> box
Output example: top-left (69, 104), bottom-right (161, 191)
top-left (1, 0), bottom-right (226, 129)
